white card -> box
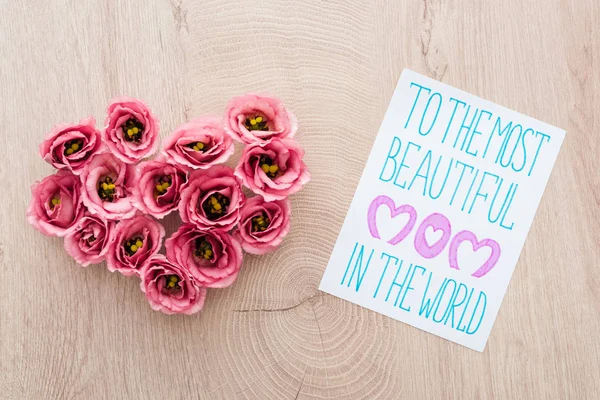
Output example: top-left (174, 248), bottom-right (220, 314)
top-left (319, 69), bottom-right (565, 351)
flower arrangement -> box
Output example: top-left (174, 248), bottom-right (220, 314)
top-left (27, 94), bottom-right (310, 315)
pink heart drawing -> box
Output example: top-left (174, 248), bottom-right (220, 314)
top-left (367, 195), bottom-right (417, 245)
top-left (413, 213), bottom-right (452, 259)
top-left (448, 230), bottom-right (501, 278)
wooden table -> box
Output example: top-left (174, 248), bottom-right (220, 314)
top-left (1, 1), bottom-right (599, 398)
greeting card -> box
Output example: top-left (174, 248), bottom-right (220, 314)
top-left (320, 69), bottom-right (565, 351)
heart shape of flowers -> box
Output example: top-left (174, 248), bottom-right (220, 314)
top-left (27, 93), bottom-right (310, 315)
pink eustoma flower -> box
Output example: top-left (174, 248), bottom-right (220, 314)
top-left (224, 93), bottom-right (298, 144)
top-left (235, 138), bottom-right (310, 201)
top-left (140, 254), bottom-right (207, 315)
top-left (106, 215), bottom-right (165, 276)
top-left (80, 152), bottom-right (137, 220)
top-left (162, 116), bottom-right (234, 170)
top-left (178, 165), bottom-right (245, 231)
top-left (132, 159), bottom-right (187, 219)
top-left (233, 196), bottom-right (291, 255)
top-left (102, 96), bottom-right (159, 163)
top-left (166, 224), bottom-right (243, 288)
top-left (64, 212), bottom-right (115, 266)
top-left (27, 170), bottom-right (85, 237)
top-left (39, 116), bottom-right (104, 174)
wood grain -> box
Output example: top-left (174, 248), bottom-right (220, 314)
top-left (1, 0), bottom-right (599, 398)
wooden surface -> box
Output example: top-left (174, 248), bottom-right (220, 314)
top-left (1, 1), bottom-right (599, 399)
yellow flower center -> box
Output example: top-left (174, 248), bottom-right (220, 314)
top-left (251, 213), bottom-right (271, 232)
top-left (124, 237), bottom-right (144, 256)
top-left (245, 115), bottom-right (269, 131)
top-left (194, 238), bottom-right (214, 260)
top-left (154, 176), bottom-right (172, 198)
top-left (122, 118), bottom-right (144, 142)
top-left (258, 155), bottom-right (279, 178)
top-left (64, 139), bottom-right (83, 156)
top-left (49, 196), bottom-right (61, 210)
top-left (164, 275), bottom-right (180, 292)
top-left (98, 176), bottom-right (116, 202)
top-left (201, 193), bottom-right (230, 220)
top-left (187, 141), bottom-right (206, 152)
